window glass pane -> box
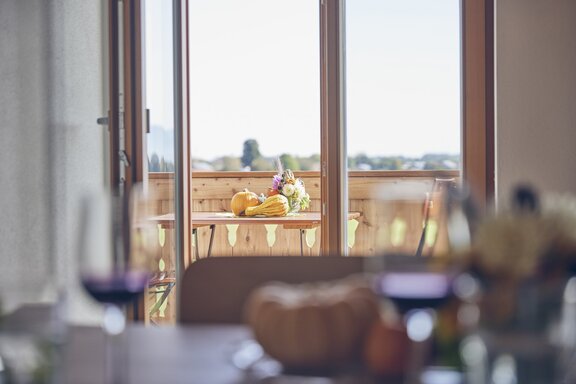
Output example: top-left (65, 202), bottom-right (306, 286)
top-left (345, 0), bottom-right (461, 258)
top-left (346, 0), bottom-right (461, 171)
top-left (188, 0), bottom-right (320, 171)
top-left (144, 0), bottom-right (176, 325)
top-left (146, 0), bottom-right (174, 171)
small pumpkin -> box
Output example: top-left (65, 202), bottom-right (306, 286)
top-left (230, 189), bottom-right (260, 216)
top-left (245, 278), bottom-right (380, 368)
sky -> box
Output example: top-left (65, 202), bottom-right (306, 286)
top-left (145, 0), bottom-right (461, 160)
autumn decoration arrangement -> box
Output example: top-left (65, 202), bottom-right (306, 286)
top-left (230, 168), bottom-right (310, 217)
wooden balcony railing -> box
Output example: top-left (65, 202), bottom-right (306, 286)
top-left (149, 170), bottom-right (459, 258)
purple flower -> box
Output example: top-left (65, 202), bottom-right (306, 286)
top-left (272, 174), bottom-right (282, 190)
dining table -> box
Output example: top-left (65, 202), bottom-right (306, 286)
top-left (2, 306), bottom-right (466, 384)
top-left (63, 324), bottom-right (379, 384)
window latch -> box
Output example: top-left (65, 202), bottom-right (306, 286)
top-left (96, 116), bottom-right (109, 125)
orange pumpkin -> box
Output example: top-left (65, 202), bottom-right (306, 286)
top-left (230, 189), bottom-right (260, 216)
top-left (245, 278), bottom-right (380, 368)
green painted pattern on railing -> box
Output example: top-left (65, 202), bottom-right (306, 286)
top-left (157, 224), bottom-right (166, 247)
top-left (390, 218), bottom-right (407, 247)
top-left (347, 219), bottom-right (359, 249)
top-left (264, 224), bottom-right (278, 247)
top-left (226, 224), bottom-right (239, 247)
top-left (306, 228), bottom-right (317, 248)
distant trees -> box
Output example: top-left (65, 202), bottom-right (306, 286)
top-left (241, 139), bottom-right (262, 169)
top-left (345, 153), bottom-right (457, 171)
top-left (220, 156), bottom-right (242, 171)
top-left (149, 153), bottom-right (160, 172)
top-left (251, 157), bottom-right (273, 171)
top-left (148, 153), bottom-right (174, 172)
top-left (150, 138), bottom-right (459, 172)
top-left (279, 153), bottom-right (299, 171)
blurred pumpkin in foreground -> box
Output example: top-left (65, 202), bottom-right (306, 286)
top-left (245, 278), bottom-right (379, 369)
top-left (230, 189), bottom-right (260, 216)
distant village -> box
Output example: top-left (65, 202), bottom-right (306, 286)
top-left (149, 139), bottom-right (459, 172)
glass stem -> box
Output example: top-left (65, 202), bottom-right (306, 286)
top-left (103, 305), bottom-right (127, 384)
top-left (103, 305), bottom-right (126, 336)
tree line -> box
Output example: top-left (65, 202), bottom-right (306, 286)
top-left (149, 139), bottom-right (459, 172)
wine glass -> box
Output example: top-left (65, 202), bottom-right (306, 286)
top-left (368, 178), bottom-right (469, 383)
top-left (77, 186), bottom-right (154, 383)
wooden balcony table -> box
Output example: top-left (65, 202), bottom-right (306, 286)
top-left (151, 211), bottom-right (362, 259)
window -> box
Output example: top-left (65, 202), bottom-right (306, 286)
top-left (346, 0), bottom-right (461, 172)
top-left (110, 0), bottom-right (493, 322)
top-left (181, 0), bottom-right (492, 256)
top-left (344, 0), bottom-right (462, 257)
top-left (188, 0), bottom-right (320, 172)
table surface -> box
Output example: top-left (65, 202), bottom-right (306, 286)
top-left (64, 324), bottom-right (377, 384)
top-left (152, 211), bottom-right (361, 229)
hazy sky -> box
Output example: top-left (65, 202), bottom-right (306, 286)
top-left (146, 0), bottom-right (461, 160)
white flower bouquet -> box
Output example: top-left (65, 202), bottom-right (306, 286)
top-left (263, 168), bottom-right (310, 214)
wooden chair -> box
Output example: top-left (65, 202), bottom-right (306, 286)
top-left (178, 256), bottom-right (367, 324)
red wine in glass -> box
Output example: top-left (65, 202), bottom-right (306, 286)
top-left (82, 271), bottom-right (150, 305)
top-left (374, 271), bottom-right (454, 314)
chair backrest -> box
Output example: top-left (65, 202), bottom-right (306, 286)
top-left (178, 256), bottom-right (367, 324)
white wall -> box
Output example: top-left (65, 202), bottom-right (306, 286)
top-left (0, 0), bottom-right (107, 322)
top-left (0, 0), bottom-right (53, 309)
top-left (496, 0), bottom-right (576, 201)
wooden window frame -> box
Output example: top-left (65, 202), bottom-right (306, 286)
top-left (462, 0), bottom-right (495, 211)
top-left (320, 0), bottom-right (347, 256)
top-left (173, 0), bottom-right (192, 290)
top-left (108, 0), bottom-right (192, 320)
top-left (108, 0), bottom-right (147, 320)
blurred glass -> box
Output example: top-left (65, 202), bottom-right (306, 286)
top-left (77, 186), bottom-right (154, 383)
top-left (365, 178), bottom-right (471, 382)
top-left (0, 303), bottom-right (66, 383)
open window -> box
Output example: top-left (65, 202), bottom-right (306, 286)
top-left (109, 0), bottom-right (493, 324)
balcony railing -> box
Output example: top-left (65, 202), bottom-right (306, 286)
top-left (150, 170), bottom-right (459, 256)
